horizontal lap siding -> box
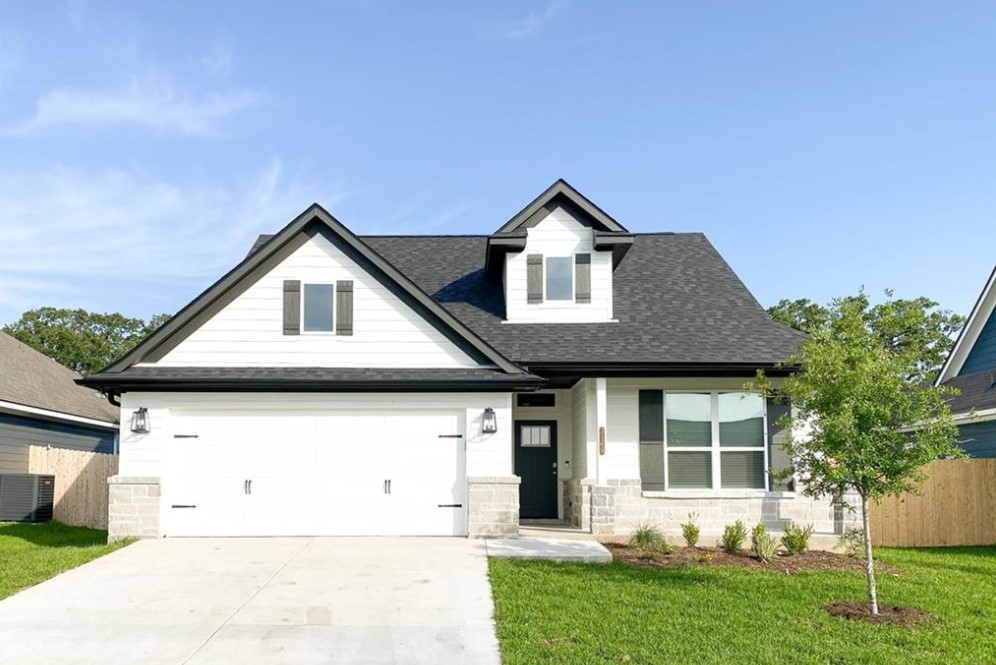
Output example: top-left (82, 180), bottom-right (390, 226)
top-left (958, 420), bottom-right (996, 458)
top-left (961, 310), bottom-right (996, 375)
top-left (0, 413), bottom-right (116, 474)
top-left (156, 234), bottom-right (478, 368)
top-left (505, 208), bottom-right (614, 323)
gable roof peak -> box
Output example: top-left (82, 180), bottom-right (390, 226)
top-left (494, 178), bottom-right (629, 235)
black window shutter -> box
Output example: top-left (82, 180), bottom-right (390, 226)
top-left (638, 390), bottom-right (666, 491)
top-left (283, 280), bottom-right (301, 335)
top-left (766, 397), bottom-right (793, 491)
top-left (527, 254), bottom-right (543, 304)
top-left (336, 280), bottom-right (353, 336)
top-left (575, 253), bottom-right (591, 303)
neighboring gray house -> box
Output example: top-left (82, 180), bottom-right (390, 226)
top-left (936, 265), bottom-right (996, 458)
top-left (82, 180), bottom-right (842, 542)
top-left (0, 332), bottom-right (119, 473)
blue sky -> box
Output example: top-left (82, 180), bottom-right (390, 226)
top-left (1, 0), bottom-right (993, 325)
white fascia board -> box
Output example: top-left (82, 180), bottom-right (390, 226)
top-left (951, 407), bottom-right (996, 426)
top-left (936, 265), bottom-right (996, 385)
top-left (0, 399), bottom-right (118, 430)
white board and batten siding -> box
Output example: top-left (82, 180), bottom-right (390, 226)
top-left (504, 206), bottom-right (615, 323)
top-left (151, 233), bottom-right (478, 368)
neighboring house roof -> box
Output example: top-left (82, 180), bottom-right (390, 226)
top-left (0, 332), bottom-right (118, 425)
top-left (936, 264), bottom-right (996, 418)
top-left (937, 264), bottom-right (996, 385)
top-left (944, 371), bottom-right (996, 416)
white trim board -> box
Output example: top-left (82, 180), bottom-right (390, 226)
top-left (937, 265), bottom-right (996, 385)
top-left (0, 399), bottom-right (118, 430)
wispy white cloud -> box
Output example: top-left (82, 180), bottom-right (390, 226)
top-left (0, 162), bottom-right (347, 320)
top-left (201, 35), bottom-right (235, 77)
top-left (11, 74), bottom-right (261, 137)
top-left (483, 0), bottom-right (568, 40)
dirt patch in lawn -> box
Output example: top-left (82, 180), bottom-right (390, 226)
top-left (825, 601), bottom-right (933, 625)
top-left (605, 543), bottom-right (898, 575)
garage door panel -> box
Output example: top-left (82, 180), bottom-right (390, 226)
top-left (164, 408), bottom-right (467, 537)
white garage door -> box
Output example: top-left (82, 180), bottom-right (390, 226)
top-left (163, 409), bottom-right (466, 537)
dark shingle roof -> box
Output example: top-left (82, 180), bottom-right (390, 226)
top-left (83, 366), bottom-right (542, 390)
top-left (0, 332), bottom-right (119, 423)
top-left (943, 371), bottom-right (996, 414)
top-left (354, 233), bottom-right (806, 366)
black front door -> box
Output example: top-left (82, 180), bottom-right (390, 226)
top-left (515, 421), bottom-right (558, 519)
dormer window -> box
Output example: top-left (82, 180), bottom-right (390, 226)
top-left (545, 257), bottom-right (573, 300)
top-left (303, 283), bottom-right (334, 332)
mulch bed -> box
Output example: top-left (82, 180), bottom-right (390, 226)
top-left (605, 543), bottom-right (898, 575)
top-left (825, 601), bottom-right (933, 625)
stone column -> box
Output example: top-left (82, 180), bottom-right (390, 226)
top-left (467, 476), bottom-right (520, 538)
top-left (107, 476), bottom-right (161, 543)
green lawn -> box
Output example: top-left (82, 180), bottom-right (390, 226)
top-left (0, 521), bottom-right (130, 600)
top-left (489, 547), bottom-right (996, 665)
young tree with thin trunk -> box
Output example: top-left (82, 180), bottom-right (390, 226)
top-left (751, 293), bottom-right (961, 615)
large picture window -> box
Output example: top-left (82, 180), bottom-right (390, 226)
top-left (639, 390), bottom-right (768, 490)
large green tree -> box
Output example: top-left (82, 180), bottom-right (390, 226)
top-left (3, 308), bottom-right (171, 375)
top-left (769, 292), bottom-right (964, 383)
top-left (752, 293), bottom-right (961, 615)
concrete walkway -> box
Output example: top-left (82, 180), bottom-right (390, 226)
top-left (0, 538), bottom-right (500, 665)
top-left (485, 537), bottom-right (612, 563)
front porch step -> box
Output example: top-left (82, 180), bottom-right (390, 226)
top-left (519, 521), bottom-right (596, 541)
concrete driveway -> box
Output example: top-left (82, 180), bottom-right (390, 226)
top-left (0, 538), bottom-right (501, 665)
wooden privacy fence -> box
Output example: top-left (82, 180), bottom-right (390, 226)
top-left (870, 459), bottom-right (996, 547)
top-left (28, 445), bottom-right (119, 530)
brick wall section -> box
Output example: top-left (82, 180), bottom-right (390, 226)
top-left (467, 476), bottom-right (520, 538)
top-left (564, 478), bottom-right (593, 531)
top-left (589, 479), bottom-right (858, 540)
top-left (107, 475), bottom-right (160, 543)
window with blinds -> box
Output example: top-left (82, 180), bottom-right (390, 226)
top-left (638, 390), bottom-right (768, 490)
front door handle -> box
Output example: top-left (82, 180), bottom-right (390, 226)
top-left (247, 479), bottom-right (252, 495)
top-left (244, 479), bottom-right (248, 495)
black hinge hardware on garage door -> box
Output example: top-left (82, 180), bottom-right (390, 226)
top-left (437, 504), bottom-right (463, 508)
top-left (438, 434), bottom-right (464, 439)
top-left (173, 434), bottom-right (199, 439)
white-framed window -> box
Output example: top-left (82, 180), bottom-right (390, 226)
top-left (640, 390), bottom-right (768, 490)
top-left (545, 256), bottom-right (573, 301)
top-left (520, 425), bottom-right (552, 447)
top-left (302, 283), bottom-right (334, 332)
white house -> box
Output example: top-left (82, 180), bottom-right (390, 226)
top-left (82, 180), bottom-right (840, 542)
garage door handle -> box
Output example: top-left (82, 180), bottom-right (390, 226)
top-left (437, 504), bottom-right (463, 508)
top-left (171, 504), bottom-right (197, 509)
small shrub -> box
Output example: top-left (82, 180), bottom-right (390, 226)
top-left (781, 522), bottom-right (814, 555)
top-left (629, 524), bottom-right (672, 555)
top-left (838, 526), bottom-right (866, 559)
top-left (751, 523), bottom-right (778, 563)
top-left (681, 513), bottom-right (701, 548)
top-left (721, 520), bottom-right (748, 553)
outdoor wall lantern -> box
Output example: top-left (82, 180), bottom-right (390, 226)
top-left (481, 407), bottom-right (498, 434)
top-left (130, 407), bottom-right (150, 434)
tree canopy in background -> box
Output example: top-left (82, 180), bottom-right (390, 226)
top-left (3, 308), bottom-right (170, 376)
top-left (768, 292), bottom-right (965, 383)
